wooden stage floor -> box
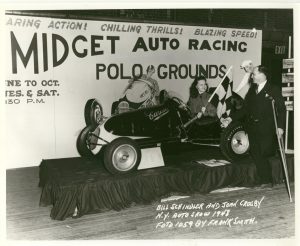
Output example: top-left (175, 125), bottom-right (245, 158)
top-left (6, 147), bottom-right (295, 240)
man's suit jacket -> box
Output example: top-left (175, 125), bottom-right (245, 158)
top-left (232, 82), bottom-right (286, 136)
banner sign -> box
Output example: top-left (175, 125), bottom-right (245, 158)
top-left (3, 15), bottom-right (262, 168)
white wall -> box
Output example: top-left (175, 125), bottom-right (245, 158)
top-left (3, 15), bottom-right (262, 168)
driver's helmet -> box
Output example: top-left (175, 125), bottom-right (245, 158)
top-left (116, 76), bottom-right (160, 113)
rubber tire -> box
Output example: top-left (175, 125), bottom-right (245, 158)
top-left (103, 137), bottom-right (141, 175)
top-left (76, 125), bottom-right (96, 157)
top-left (84, 99), bottom-right (103, 126)
top-left (220, 121), bottom-right (249, 161)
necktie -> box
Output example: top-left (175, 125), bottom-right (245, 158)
top-left (253, 84), bottom-right (258, 94)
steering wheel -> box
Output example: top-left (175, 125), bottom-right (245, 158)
top-left (171, 97), bottom-right (192, 116)
top-left (159, 90), bottom-right (169, 104)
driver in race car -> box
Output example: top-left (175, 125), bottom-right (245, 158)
top-left (114, 65), bottom-right (160, 114)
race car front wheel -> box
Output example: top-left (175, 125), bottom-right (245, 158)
top-left (77, 125), bottom-right (98, 157)
top-left (104, 137), bottom-right (141, 174)
top-left (84, 99), bottom-right (103, 127)
top-left (220, 121), bottom-right (249, 161)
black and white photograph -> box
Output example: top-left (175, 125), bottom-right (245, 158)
top-left (1, 1), bottom-right (299, 244)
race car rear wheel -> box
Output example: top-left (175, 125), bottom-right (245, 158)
top-left (77, 125), bottom-right (98, 157)
top-left (84, 99), bottom-right (103, 127)
top-left (104, 137), bottom-right (141, 174)
top-left (220, 121), bottom-right (249, 161)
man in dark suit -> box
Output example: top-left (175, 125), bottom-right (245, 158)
top-left (221, 65), bottom-right (286, 185)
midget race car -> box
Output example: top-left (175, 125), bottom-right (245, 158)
top-left (77, 90), bottom-right (249, 175)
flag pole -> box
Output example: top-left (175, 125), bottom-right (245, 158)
top-left (183, 66), bottom-right (233, 128)
top-left (271, 99), bottom-right (293, 202)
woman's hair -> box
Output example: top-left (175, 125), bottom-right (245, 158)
top-left (189, 76), bottom-right (208, 98)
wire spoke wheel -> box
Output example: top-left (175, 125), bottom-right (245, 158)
top-left (77, 125), bottom-right (98, 157)
top-left (84, 99), bottom-right (103, 126)
top-left (94, 104), bottom-right (103, 125)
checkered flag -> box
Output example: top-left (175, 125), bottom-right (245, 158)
top-left (209, 67), bottom-right (233, 118)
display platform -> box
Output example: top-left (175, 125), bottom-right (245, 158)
top-left (39, 154), bottom-right (294, 220)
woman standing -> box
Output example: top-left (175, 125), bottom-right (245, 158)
top-left (187, 76), bottom-right (217, 118)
